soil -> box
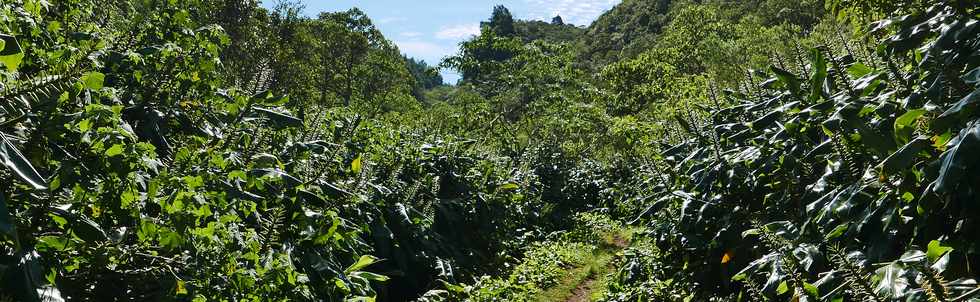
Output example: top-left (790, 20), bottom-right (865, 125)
top-left (565, 277), bottom-right (596, 302)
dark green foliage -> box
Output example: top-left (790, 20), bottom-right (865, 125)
top-left (488, 5), bottom-right (516, 37)
top-left (577, 0), bottom-right (825, 70)
top-left (4, 0), bottom-right (979, 301)
top-left (578, 0), bottom-right (676, 69)
top-left (405, 57), bottom-right (443, 90)
top-left (551, 15), bottom-right (564, 26)
top-left (614, 2), bottom-right (980, 301)
top-left (405, 57), bottom-right (443, 101)
top-left (513, 20), bottom-right (585, 44)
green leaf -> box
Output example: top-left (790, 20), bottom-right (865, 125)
top-left (731, 273), bottom-right (747, 281)
top-left (250, 91), bottom-right (291, 106)
top-left (351, 271), bottom-right (389, 282)
top-left (963, 67), bottom-right (980, 85)
top-left (776, 281), bottom-right (789, 295)
top-left (250, 168), bottom-right (301, 187)
top-left (770, 65), bottom-right (801, 95)
top-left (674, 114), bottom-right (694, 134)
top-left (748, 111), bottom-right (781, 130)
top-left (176, 280), bottom-right (188, 295)
top-left (497, 183), bottom-right (519, 191)
top-left (72, 215), bottom-right (107, 243)
top-left (260, 93), bottom-right (289, 107)
top-left (894, 109), bottom-right (926, 145)
top-left (105, 144), bottom-right (125, 157)
top-left (926, 240), bottom-right (953, 263)
top-left (316, 214), bottom-right (341, 245)
top-left (80, 72), bottom-right (105, 90)
top-left (0, 133), bottom-right (48, 190)
top-left (935, 87), bottom-right (980, 129)
top-left (36, 236), bottom-right (67, 251)
top-left (808, 49), bottom-right (828, 103)
top-left (250, 107), bottom-right (303, 129)
top-left (803, 282), bottom-right (818, 298)
top-left (847, 63), bottom-right (874, 78)
top-left (879, 137), bottom-right (930, 175)
top-left (0, 34), bottom-right (24, 72)
top-left (351, 155), bottom-right (362, 174)
top-left (849, 119), bottom-right (895, 156)
top-left (934, 124), bottom-right (980, 194)
top-left (345, 255), bottom-right (380, 273)
top-left (824, 224), bottom-right (849, 240)
top-left (874, 262), bottom-right (908, 298)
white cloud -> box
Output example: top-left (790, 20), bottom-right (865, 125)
top-left (525, 0), bottom-right (621, 26)
top-left (435, 24), bottom-right (481, 40)
top-left (393, 41), bottom-right (451, 60)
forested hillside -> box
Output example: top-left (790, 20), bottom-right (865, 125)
top-left (1, 0), bottom-right (979, 302)
top-left (577, 0), bottom-right (826, 70)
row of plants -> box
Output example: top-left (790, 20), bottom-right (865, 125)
top-left (620, 1), bottom-right (980, 301)
top-left (0, 1), bottom-right (633, 301)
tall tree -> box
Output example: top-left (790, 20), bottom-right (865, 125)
top-left (405, 56), bottom-right (443, 102)
top-left (489, 5), bottom-right (516, 36)
top-left (551, 15), bottom-right (564, 25)
top-left (312, 9), bottom-right (376, 107)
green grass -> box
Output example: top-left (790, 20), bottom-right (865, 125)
top-left (465, 215), bottom-right (636, 302)
top-left (533, 226), bottom-right (635, 302)
top-left (533, 249), bottom-right (615, 302)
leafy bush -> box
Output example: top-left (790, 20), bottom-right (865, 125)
top-left (566, 212), bottom-right (623, 244)
top-left (460, 241), bottom-right (596, 302)
top-left (629, 2), bottom-right (980, 301)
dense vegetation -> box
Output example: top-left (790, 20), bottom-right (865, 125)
top-left (1, 0), bottom-right (979, 301)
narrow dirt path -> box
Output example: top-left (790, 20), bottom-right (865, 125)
top-left (565, 277), bottom-right (597, 302)
top-left (560, 234), bottom-right (630, 302)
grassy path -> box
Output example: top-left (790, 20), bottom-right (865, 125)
top-left (535, 232), bottom-right (631, 302)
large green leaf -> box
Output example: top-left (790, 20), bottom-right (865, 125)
top-left (72, 215), bottom-right (107, 243)
top-left (894, 109), bottom-right (926, 144)
top-left (250, 168), bottom-right (302, 187)
top-left (926, 240), bottom-right (953, 263)
top-left (770, 65), bottom-right (801, 95)
top-left (962, 67), bottom-right (980, 85)
top-left (0, 34), bottom-right (23, 72)
top-left (249, 107), bottom-right (303, 129)
top-left (251, 91), bottom-right (290, 107)
top-left (48, 208), bottom-right (107, 243)
top-left (0, 133), bottom-right (47, 190)
top-left (748, 111), bottom-right (781, 130)
top-left (935, 87), bottom-right (980, 129)
top-left (874, 262), bottom-right (909, 299)
top-left (80, 72), bottom-right (105, 90)
top-left (851, 121), bottom-right (895, 156)
top-left (808, 49), bottom-right (828, 103)
top-left (674, 114), bottom-right (694, 134)
top-left (3, 250), bottom-right (64, 302)
top-left (879, 137), bottom-right (929, 175)
top-left (933, 123), bottom-right (980, 194)
top-left (345, 255), bottom-right (380, 273)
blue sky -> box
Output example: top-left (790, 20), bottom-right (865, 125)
top-left (260, 0), bottom-right (620, 84)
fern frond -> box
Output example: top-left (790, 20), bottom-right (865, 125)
top-left (742, 275), bottom-right (770, 302)
top-left (831, 133), bottom-right (864, 181)
top-left (0, 74), bottom-right (75, 117)
top-left (260, 206), bottom-right (287, 250)
top-left (910, 262), bottom-right (950, 302)
top-left (828, 245), bottom-right (882, 302)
